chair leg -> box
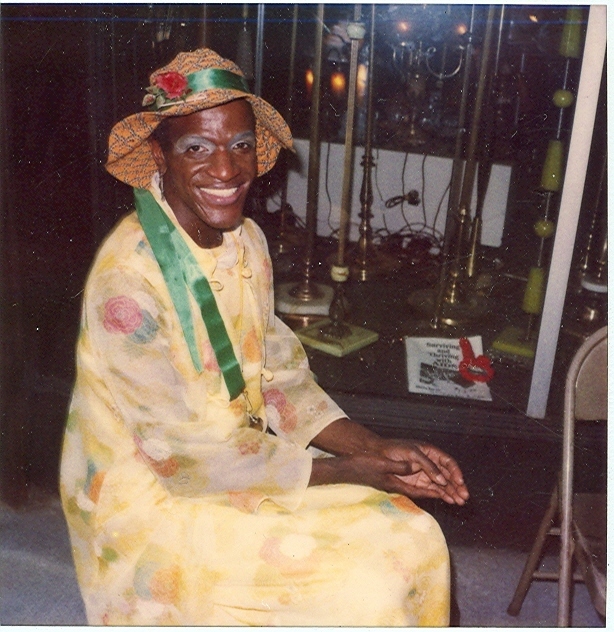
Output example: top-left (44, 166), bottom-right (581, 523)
top-left (507, 485), bottom-right (559, 616)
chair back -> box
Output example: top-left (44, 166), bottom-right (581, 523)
top-left (566, 326), bottom-right (607, 422)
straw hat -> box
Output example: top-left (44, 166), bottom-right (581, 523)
top-left (106, 49), bottom-right (293, 189)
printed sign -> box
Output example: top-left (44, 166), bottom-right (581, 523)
top-left (405, 336), bottom-right (493, 401)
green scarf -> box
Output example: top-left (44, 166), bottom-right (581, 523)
top-left (134, 188), bottom-right (245, 400)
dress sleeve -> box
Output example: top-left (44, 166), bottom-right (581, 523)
top-left (81, 263), bottom-right (312, 512)
top-left (253, 230), bottom-right (346, 448)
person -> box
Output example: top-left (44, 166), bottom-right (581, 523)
top-left (60, 48), bottom-right (469, 626)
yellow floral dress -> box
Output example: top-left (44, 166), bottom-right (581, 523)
top-left (60, 184), bottom-right (451, 626)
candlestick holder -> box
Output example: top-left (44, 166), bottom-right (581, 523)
top-left (407, 6), bottom-right (497, 329)
top-left (295, 9), bottom-right (378, 356)
top-left (275, 4), bottom-right (333, 327)
top-left (346, 12), bottom-right (402, 282)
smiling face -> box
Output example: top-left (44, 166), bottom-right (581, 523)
top-left (150, 99), bottom-right (258, 248)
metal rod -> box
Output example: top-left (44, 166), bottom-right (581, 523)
top-left (578, 150), bottom-right (607, 274)
top-left (276, 5), bottom-right (300, 250)
top-left (444, 5), bottom-right (477, 236)
top-left (254, 4), bottom-right (265, 96)
top-left (198, 4), bottom-right (207, 47)
top-left (290, 4), bottom-right (325, 301)
top-left (284, 5), bottom-right (299, 125)
top-left (467, 5), bottom-right (504, 278)
top-left (336, 4), bottom-right (364, 268)
top-left (457, 5), bottom-right (497, 213)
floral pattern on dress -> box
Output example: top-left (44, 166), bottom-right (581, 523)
top-left (134, 554), bottom-right (183, 606)
top-left (103, 295), bottom-right (159, 343)
top-left (104, 296), bottom-right (143, 334)
top-left (134, 435), bottom-right (179, 478)
top-left (264, 388), bottom-right (298, 434)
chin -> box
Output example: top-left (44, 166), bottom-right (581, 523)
top-left (200, 207), bottom-right (243, 233)
top-left (220, 215), bottom-right (244, 232)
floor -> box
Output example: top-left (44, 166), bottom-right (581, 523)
top-left (0, 488), bottom-right (604, 627)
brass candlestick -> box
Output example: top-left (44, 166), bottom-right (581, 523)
top-left (409, 5), bottom-right (496, 328)
top-left (347, 6), bottom-right (402, 282)
top-left (297, 6), bottom-right (378, 356)
top-left (319, 9), bottom-right (364, 340)
top-left (275, 5), bottom-right (334, 327)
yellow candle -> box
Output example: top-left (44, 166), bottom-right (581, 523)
top-left (523, 267), bottom-right (545, 315)
top-left (559, 7), bottom-right (583, 59)
top-left (541, 140), bottom-right (563, 192)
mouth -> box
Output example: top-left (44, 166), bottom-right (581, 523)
top-left (200, 186), bottom-right (239, 198)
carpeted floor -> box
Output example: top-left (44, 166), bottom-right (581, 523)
top-left (0, 492), bottom-right (604, 627)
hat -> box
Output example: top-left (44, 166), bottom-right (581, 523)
top-left (106, 49), bottom-right (293, 189)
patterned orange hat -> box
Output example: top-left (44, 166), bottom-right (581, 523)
top-left (106, 48), bottom-right (293, 189)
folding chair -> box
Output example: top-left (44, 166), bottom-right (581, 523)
top-left (507, 326), bottom-right (607, 626)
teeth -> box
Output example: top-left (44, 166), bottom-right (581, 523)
top-left (201, 187), bottom-right (238, 198)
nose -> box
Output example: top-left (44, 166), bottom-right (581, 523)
top-left (205, 148), bottom-right (239, 182)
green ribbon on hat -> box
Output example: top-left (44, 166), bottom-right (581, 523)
top-left (134, 188), bottom-right (246, 400)
top-left (187, 68), bottom-right (250, 94)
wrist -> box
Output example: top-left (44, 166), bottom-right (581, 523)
top-left (311, 417), bottom-right (385, 456)
top-left (309, 455), bottom-right (357, 487)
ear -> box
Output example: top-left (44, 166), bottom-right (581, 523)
top-left (149, 137), bottom-right (167, 176)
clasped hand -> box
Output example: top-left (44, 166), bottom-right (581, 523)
top-left (376, 439), bottom-right (469, 505)
top-left (309, 419), bottom-right (469, 506)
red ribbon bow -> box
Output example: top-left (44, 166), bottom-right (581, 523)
top-left (458, 337), bottom-right (495, 383)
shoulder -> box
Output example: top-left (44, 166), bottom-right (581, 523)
top-left (90, 211), bottom-right (151, 272)
top-left (86, 211), bottom-right (161, 292)
top-left (241, 218), bottom-right (269, 253)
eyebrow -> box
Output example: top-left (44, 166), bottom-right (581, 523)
top-left (173, 131), bottom-right (256, 154)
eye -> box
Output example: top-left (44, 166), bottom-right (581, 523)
top-left (232, 138), bottom-right (256, 152)
top-left (186, 143), bottom-right (208, 154)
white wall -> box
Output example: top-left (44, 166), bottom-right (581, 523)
top-left (270, 138), bottom-right (511, 248)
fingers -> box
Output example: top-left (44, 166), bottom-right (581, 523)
top-left (393, 469), bottom-right (469, 505)
top-left (434, 452), bottom-right (466, 486)
top-left (417, 446), bottom-right (470, 502)
top-left (346, 441), bottom-right (470, 505)
top-left (383, 442), bottom-right (448, 486)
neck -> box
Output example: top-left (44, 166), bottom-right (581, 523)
top-left (195, 226), bottom-right (224, 249)
top-left (162, 193), bottom-right (226, 248)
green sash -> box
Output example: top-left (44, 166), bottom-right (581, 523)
top-left (134, 188), bottom-right (245, 400)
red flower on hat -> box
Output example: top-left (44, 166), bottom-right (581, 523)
top-left (154, 72), bottom-right (189, 99)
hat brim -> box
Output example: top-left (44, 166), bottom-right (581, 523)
top-left (106, 89), bottom-right (293, 189)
